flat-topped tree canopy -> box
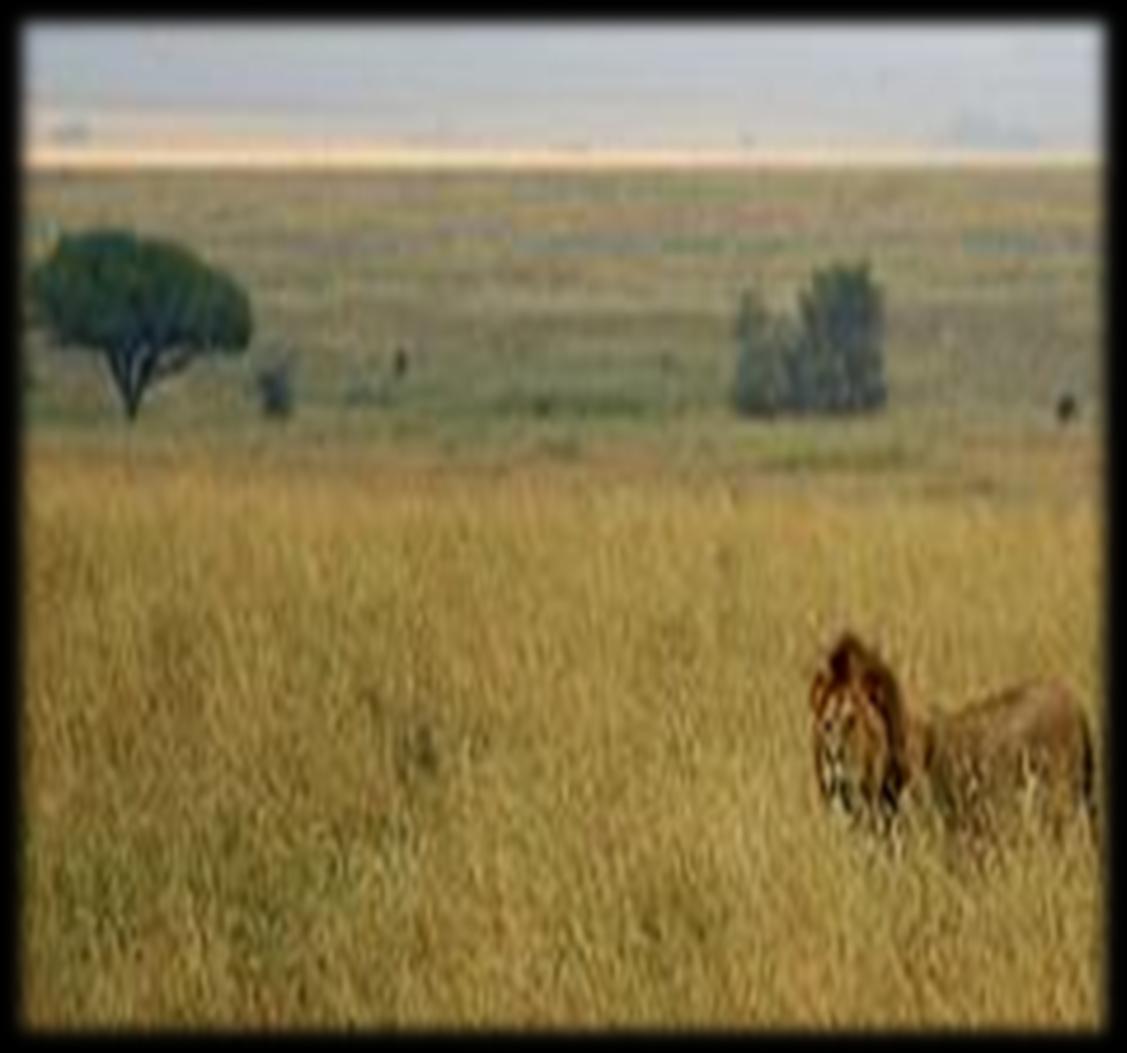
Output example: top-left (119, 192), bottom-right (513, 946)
top-left (28, 228), bottom-right (253, 420)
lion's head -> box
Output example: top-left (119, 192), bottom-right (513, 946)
top-left (809, 632), bottom-right (911, 831)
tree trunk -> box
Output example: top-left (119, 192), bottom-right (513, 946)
top-left (106, 344), bottom-right (199, 422)
top-left (123, 384), bottom-right (143, 421)
top-left (107, 344), bottom-right (152, 422)
top-left (105, 347), bottom-right (135, 421)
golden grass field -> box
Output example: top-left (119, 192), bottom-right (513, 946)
top-left (22, 162), bottom-right (1105, 1029)
top-left (23, 432), bottom-right (1104, 1030)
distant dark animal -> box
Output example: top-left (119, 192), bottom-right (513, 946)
top-left (392, 346), bottom-right (410, 380)
top-left (1056, 392), bottom-right (1078, 425)
top-left (809, 632), bottom-right (1098, 846)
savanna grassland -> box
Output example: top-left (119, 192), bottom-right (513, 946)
top-left (22, 163), bottom-right (1105, 1029)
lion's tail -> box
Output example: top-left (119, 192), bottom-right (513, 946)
top-left (1080, 719), bottom-right (1100, 846)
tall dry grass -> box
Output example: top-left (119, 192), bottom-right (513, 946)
top-left (22, 440), bottom-right (1103, 1029)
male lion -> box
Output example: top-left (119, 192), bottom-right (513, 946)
top-left (809, 632), bottom-right (1098, 845)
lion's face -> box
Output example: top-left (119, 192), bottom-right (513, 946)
top-left (810, 670), bottom-right (892, 826)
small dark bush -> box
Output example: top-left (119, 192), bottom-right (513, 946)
top-left (1056, 391), bottom-right (1078, 424)
top-left (256, 360), bottom-right (295, 420)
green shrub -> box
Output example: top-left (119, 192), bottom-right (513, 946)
top-left (731, 290), bottom-right (793, 417)
top-left (733, 261), bottom-right (886, 418)
top-left (795, 262), bottom-right (886, 413)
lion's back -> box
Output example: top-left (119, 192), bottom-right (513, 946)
top-left (940, 681), bottom-right (1088, 758)
top-left (927, 680), bottom-right (1094, 830)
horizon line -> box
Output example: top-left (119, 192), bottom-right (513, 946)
top-left (22, 142), bottom-right (1102, 172)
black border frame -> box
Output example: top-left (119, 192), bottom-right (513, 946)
top-left (9, 7), bottom-right (1118, 1039)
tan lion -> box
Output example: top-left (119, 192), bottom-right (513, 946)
top-left (809, 631), bottom-right (1098, 845)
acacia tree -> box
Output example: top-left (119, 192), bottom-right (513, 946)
top-left (28, 229), bottom-right (253, 421)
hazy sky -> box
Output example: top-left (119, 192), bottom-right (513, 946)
top-left (24, 22), bottom-right (1103, 150)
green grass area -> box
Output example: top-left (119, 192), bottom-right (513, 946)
top-left (24, 166), bottom-right (1101, 450)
